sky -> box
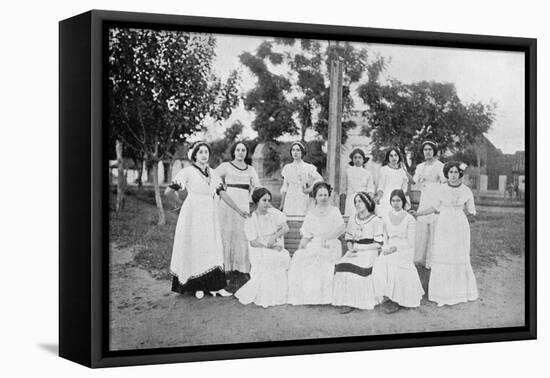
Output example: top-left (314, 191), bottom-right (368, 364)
top-left (203, 33), bottom-right (525, 154)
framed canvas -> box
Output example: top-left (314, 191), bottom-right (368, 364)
top-left (59, 9), bottom-right (536, 368)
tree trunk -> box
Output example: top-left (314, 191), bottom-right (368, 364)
top-left (476, 149), bottom-right (481, 191)
top-left (115, 139), bottom-right (125, 212)
top-left (300, 105), bottom-right (310, 142)
top-left (151, 161), bottom-right (166, 225)
top-left (135, 158), bottom-right (143, 188)
top-left (167, 161), bottom-right (173, 186)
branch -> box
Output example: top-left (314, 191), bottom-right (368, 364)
top-left (120, 122), bottom-right (149, 154)
top-left (117, 133), bottom-right (146, 156)
top-left (159, 123), bottom-right (178, 157)
top-left (136, 104), bottom-right (148, 146)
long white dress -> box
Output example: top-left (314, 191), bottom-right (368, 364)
top-left (280, 161), bottom-right (323, 216)
top-left (376, 165), bottom-right (409, 217)
top-left (287, 206), bottom-right (344, 305)
top-left (429, 184), bottom-right (478, 306)
top-left (332, 214), bottom-right (384, 310)
top-left (413, 160), bottom-right (445, 268)
top-left (216, 162), bottom-right (260, 273)
top-left (235, 208), bottom-right (291, 308)
top-left (169, 165), bottom-right (226, 293)
top-left (344, 166), bottom-right (376, 217)
top-left (372, 211), bottom-right (425, 307)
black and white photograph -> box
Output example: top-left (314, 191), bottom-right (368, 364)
top-left (4, 0), bottom-right (549, 375)
top-left (107, 25), bottom-right (527, 351)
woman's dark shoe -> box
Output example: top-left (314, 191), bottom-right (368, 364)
top-left (339, 306), bottom-right (355, 314)
top-left (383, 300), bottom-right (401, 314)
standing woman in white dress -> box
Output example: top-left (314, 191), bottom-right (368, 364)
top-left (235, 187), bottom-right (291, 308)
top-left (332, 192), bottom-right (384, 313)
top-left (375, 148), bottom-right (411, 217)
top-left (372, 189), bottom-right (424, 313)
top-left (287, 182), bottom-right (345, 305)
top-left (165, 142), bottom-right (248, 299)
top-left (412, 141), bottom-right (446, 268)
top-left (343, 148), bottom-right (376, 218)
top-left (279, 142), bottom-right (323, 216)
top-left (216, 142), bottom-right (260, 276)
top-left (412, 162), bottom-right (478, 306)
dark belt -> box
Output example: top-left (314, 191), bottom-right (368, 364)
top-left (334, 263), bottom-right (373, 277)
top-left (354, 238), bottom-right (375, 245)
top-left (226, 184), bottom-right (250, 190)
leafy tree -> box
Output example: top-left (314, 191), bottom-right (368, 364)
top-left (240, 39), bottom-right (387, 143)
top-left (109, 27), bottom-right (239, 224)
top-left (358, 78), bottom-right (495, 171)
top-left (263, 143), bottom-right (282, 177)
top-left (239, 47), bottom-right (298, 142)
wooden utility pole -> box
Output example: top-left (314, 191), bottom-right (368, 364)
top-left (327, 56), bottom-right (344, 208)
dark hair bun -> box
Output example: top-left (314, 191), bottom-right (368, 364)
top-left (251, 187), bottom-right (271, 204)
top-left (310, 182), bottom-right (332, 198)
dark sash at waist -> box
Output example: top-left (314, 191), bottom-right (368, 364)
top-left (346, 238), bottom-right (375, 244)
top-left (334, 263), bottom-right (373, 277)
top-left (226, 183), bottom-right (250, 190)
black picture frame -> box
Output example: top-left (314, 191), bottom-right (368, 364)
top-left (59, 9), bottom-right (537, 368)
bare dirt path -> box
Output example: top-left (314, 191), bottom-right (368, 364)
top-left (109, 243), bottom-right (524, 351)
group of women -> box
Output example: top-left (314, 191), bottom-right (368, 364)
top-left (165, 139), bottom-right (478, 314)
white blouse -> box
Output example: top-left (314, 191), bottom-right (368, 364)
top-left (244, 208), bottom-right (287, 248)
top-left (413, 160), bottom-right (445, 189)
top-left (280, 161), bottom-right (323, 194)
top-left (345, 166), bottom-right (375, 194)
top-left (215, 162), bottom-right (260, 191)
top-left (383, 211), bottom-right (416, 249)
top-left (170, 165), bottom-right (224, 197)
top-left (377, 165), bottom-right (408, 194)
top-left (435, 184), bottom-right (476, 215)
top-left (345, 214), bottom-right (384, 243)
top-left (301, 206), bottom-right (344, 239)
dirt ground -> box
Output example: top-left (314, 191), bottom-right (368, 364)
top-left (109, 194), bottom-right (525, 351)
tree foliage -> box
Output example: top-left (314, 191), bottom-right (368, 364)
top-left (109, 28), bottom-right (239, 162)
top-left (239, 47), bottom-right (297, 142)
top-left (240, 39), bottom-right (387, 143)
top-left (358, 77), bottom-right (496, 169)
top-left (108, 27), bottom-right (239, 224)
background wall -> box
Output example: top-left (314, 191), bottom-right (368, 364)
top-left (0, 0), bottom-right (546, 376)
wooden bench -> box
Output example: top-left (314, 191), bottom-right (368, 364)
top-left (284, 217), bottom-right (304, 255)
top-left (282, 191), bottom-right (419, 254)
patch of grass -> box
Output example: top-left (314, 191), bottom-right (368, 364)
top-left (110, 188), bottom-right (179, 279)
top-left (470, 212), bottom-right (525, 269)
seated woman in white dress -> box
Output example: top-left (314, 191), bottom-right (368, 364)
top-left (279, 142), bottom-right (323, 216)
top-left (372, 189), bottom-right (424, 313)
top-left (287, 182), bottom-right (345, 305)
top-left (412, 162), bottom-right (478, 306)
top-left (343, 148), bottom-right (375, 218)
top-left (235, 187), bottom-right (291, 308)
top-left (333, 192), bottom-right (383, 313)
